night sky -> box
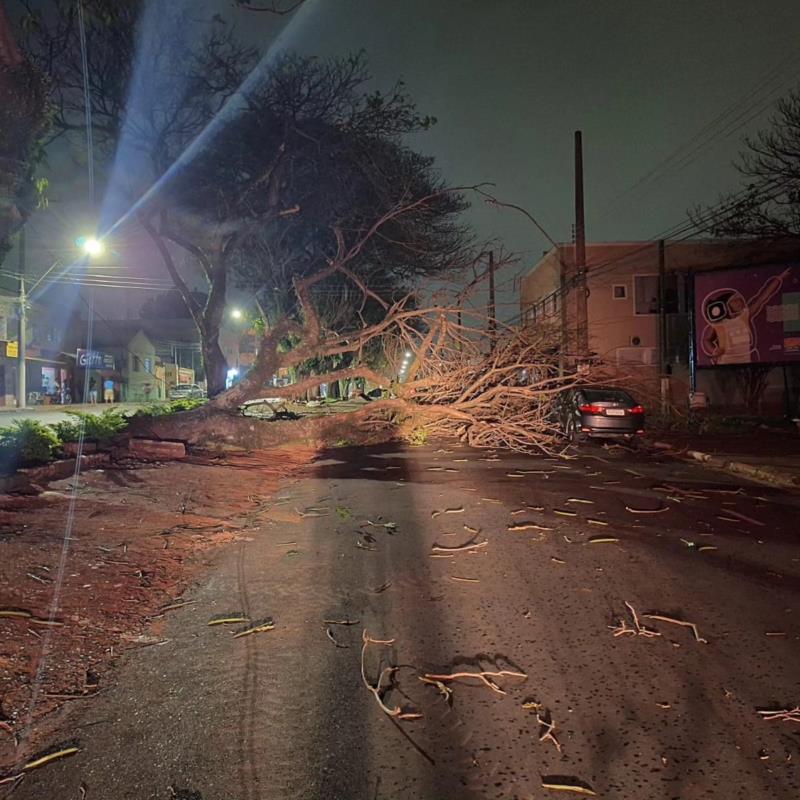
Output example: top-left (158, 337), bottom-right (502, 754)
top-left (12, 0), bottom-right (800, 318)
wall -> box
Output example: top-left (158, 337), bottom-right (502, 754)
top-left (124, 331), bottom-right (158, 402)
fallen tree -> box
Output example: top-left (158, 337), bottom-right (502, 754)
top-left (133, 189), bottom-right (590, 454)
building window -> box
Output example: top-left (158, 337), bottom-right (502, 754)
top-left (612, 284), bottom-right (627, 300)
top-left (634, 275), bottom-right (660, 315)
top-left (633, 274), bottom-right (683, 314)
top-left (144, 357), bottom-right (153, 374)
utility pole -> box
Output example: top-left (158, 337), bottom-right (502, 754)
top-left (487, 250), bottom-right (496, 351)
top-left (16, 229), bottom-right (26, 409)
top-left (657, 239), bottom-right (669, 414)
top-left (574, 130), bottom-right (589, 358)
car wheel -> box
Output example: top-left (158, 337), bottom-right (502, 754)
top-left (564, 417), bottom-right (578, 444)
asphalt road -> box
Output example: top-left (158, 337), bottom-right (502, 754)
top-left (8, 442), bottom-right (800, 800)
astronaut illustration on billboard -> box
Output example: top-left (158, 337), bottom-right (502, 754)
top-left (699, 268), bottom-right (790, 365)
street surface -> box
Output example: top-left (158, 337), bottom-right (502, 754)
top-left (0, 403), bottom-right (142, 425)
top-left (8, 442), bottom-right (800, 800)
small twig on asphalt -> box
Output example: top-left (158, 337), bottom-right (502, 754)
top-left (419, 676), bottom-right (454, 706)
top-left (233, 618), bottom-right (275, 638)
top-left (159, 600), bottom-right (196, 613)
top-left (566, 498), bottom-right (594, 504)
top-left (641, 613), bottom-right (708, 644)
top-left (586, 536), bottom-right (619, 544)
top-left (361, 630), bottom-right (421, 720)
top-left (536, 710), bottom-right (563, 753)
top-left (508, 522), bottom-right (553, 532)
top-left (208, 612), bottom-right (250, 626)
top-left (609, 602), bottom-right (661, 638)
top-left (431, 540), bottom-right (488, 553)
top-left (371, 581), bottom-right (392, 594)
top-left (420, 668), bottom-right (527, 695)
top-left (540, 779), bottom-right (596, 796)
top-left (326, 627), bottom-right (349, 648)
top-left (586, 518), bottom-right (609, 526)
top-left (23, 746), bottom-right (81, 771)
top-left (757, 706), bottom-right (800, 723)
top-left (553, 509), bottom-right (577, 517)
top-left (323, 618), bottom-right (360, 625)
top-left (625, 505), bottom-right (668, 514)
top-left (450, 576), bottom-right (480, 583)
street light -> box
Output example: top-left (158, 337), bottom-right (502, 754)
top-left (230, 308), bottom-right (243, 320)
top-left (75, 235), bottom-right (105, 259)
top-left (17, 232), bottom-right (107, 409)
top-left (82, 237), bottom-right (104, 257)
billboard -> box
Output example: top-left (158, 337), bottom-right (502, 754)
top-left (694, 263), bottom-right (800, 367)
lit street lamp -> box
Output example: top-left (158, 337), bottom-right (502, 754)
top-left (230, 308), bottom-right (243, 320)
top-left (16, 233), bottom-right (107, 409)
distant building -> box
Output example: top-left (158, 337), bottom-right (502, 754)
top-left (520, 239), bottom-right (800, 415)
top-left (0, 290), bottom-right (74, 406)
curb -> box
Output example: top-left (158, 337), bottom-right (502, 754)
top-left (685, 449), bottom-right (800, 491)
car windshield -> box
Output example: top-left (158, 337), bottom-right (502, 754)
top-left (582, 389), bottom-right (635, 404)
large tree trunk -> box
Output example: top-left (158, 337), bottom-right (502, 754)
top-left (202, 333), bottom-right (229, 398)
top-left (0, 9), bottom-right (48, 262)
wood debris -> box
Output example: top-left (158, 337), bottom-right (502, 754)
top-left (371, 581), bottom-right (392, 594)
top-left (450, 576), bottom-right (480, 583)
top-left (551, 557), bottom-right (566, 564)
top-left (641, 613), bottom-right (707, 644)
top-left (566, 498), bottom-right (594, 504)
top-left (326, 627), bottom-right (348, 648)
top-left (323, 618), bottom-right (360, 625)
top-left (294, 506), bottom-right (330, 518)
top-left (586, 536), bottom-right (619, 544)
top-left (625, 505), bottom-right (668, 514)
top-left (609, 602), bottom-right (661, 638)
top-left (553, 509), bottom-right (577, 517)
top-left (586, 518), bottom-right (608, 526)
top-left (23, 746), bottom-right (81, 771)
top-left (536, 710), bottom-right (562, 752)
top-left (541, 779), bottom-right (596, 795)
top-left (716, 508), bottom-right (764, 527)
top-left (508, 522), bottom-right (553, 532)
top-left (432, 506), bottom-right (465, 517)
top-left (233, 618), bottom-right (275, 638)
top-left (208, 612), bottom-right (250, 626)
top-left (432, 540), bottom-right (489, 553)
top-left (463, 524), bottom-right (480, 533)
top-left (419, 676), bottom-right (454, 705)
top-left (420, 667), bottom-right (527, 695)
top-left (758, 706), bottom-right (800, 723)
top-left (361, 630), bottom-right (421, 720)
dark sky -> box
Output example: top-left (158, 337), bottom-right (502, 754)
top-left (12, 0), bottom-right (800, 319)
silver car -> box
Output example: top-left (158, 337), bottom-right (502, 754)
top-left (169, 383), bottom-right (205, 400)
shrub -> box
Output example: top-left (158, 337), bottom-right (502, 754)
top-left (55, 408), bottom-right (129, 443)
top-left (406, 427), bottom-right (428, 447)
top-left (0, 419), bottom-right (60, 470)
top-left (135, 397), bottom-right (206, 418)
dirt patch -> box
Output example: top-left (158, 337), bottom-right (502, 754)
top-left (0, 445), bottom-right (316, 770)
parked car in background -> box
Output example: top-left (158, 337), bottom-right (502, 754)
top-left (557, 386), bottom-right (645, 443)
top-left (169, 383), bottom-right (205, 400)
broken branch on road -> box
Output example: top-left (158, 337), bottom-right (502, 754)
top-left (361, 630), bottom-right (421, 720)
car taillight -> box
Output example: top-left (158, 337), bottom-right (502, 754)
top-left (578, 404), bottom-right (605, 414)
top-left (629, 405), bottom-right (645, 414)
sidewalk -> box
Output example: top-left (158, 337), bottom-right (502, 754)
top-left (652, 430), bottom-right (800, 490)
top-left (0, 403), bottom-right (143, 425)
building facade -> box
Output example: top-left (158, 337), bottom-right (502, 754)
top-left (520, 239), bottom-right (800, 415)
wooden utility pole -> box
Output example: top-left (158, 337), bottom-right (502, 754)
top-left (574, 131), bottom-right (588, 357)
top-left (16, 229), bottom-right (26, 408)
top-left (487, 250), bottom-right (496, 351)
